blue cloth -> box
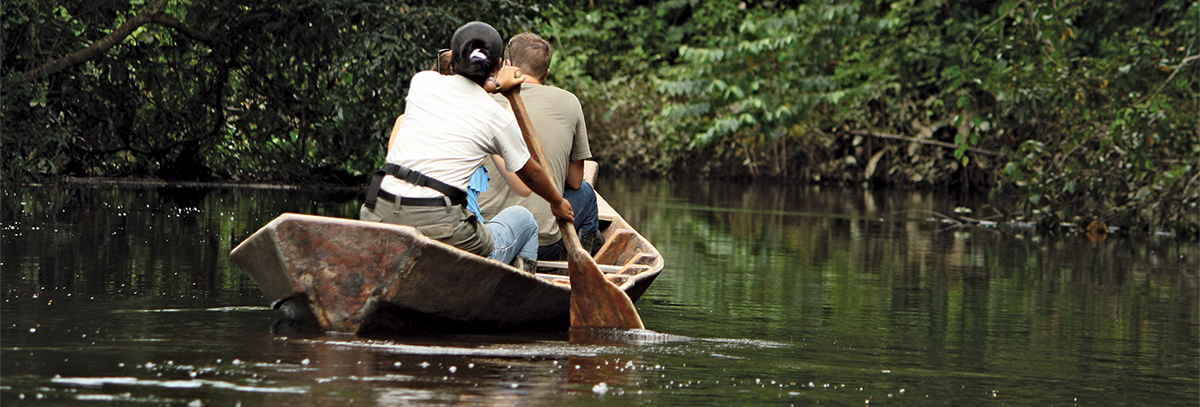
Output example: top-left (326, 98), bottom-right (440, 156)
top-left (485, 206), bottom-right (538, 263)
top-left (465, 166), bottom-right (489, 220)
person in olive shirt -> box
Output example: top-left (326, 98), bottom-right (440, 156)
top-left (479, 32), bottom-right (603, 260)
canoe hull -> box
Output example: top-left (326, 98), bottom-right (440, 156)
top-left (231, 210), bottom-right (662, 336)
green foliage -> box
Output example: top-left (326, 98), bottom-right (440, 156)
top-left (535, 1), bottom-right (683, 173)
top-left (544, 0), bottom-right (1195, 234)
top-left (3, 0), bottom-right (1195, 234)
top-left (857, 0), bottom-right (1197, 233)
top-left (2, 0), bottom-right (537, 183)
top-left (656, 1), bottom-right (881, 176)
top-left (967, 0), bottom-right (1199, 232)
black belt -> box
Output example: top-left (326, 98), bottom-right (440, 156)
top-left (378, 190), bottom-right (459, 207)
top-left (364, 163), bottom-right (467, 210)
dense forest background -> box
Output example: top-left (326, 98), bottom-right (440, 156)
top-left (2, 0), bottom-right (1196, 236)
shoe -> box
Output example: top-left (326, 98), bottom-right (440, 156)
top-left (578, 229), bottom-right (606, 256)
top-left (511, 256), bottom-right (538, 274)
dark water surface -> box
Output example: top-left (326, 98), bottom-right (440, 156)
top-left (3, 179), bottom-right (1196, 406)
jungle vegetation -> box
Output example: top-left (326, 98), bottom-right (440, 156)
top-left (3, 0), bottom-right (1196, 236)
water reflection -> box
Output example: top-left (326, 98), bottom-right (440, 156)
top-left (2, 184), bottom-right (358, 298)
top-left (607, 177), bottom-right (1198, 405)
top-left (2, 180), bottom-right (1196, 406)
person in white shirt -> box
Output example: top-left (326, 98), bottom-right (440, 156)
top-left (360, 22), bottom-right (572, 270)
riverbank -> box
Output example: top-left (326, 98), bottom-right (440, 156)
top-left (18, 172), bottom-right (1194, 242)
top-left (585, 128), bottom-right (1197, 241)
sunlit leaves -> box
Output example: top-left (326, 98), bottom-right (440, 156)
top-left (656, 2), bottom-right (866, 149)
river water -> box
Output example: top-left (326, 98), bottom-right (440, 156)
top-left (2, 178), bottom-right (1196, 406)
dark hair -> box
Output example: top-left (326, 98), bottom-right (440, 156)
top-left (450, 22), bottom-right (504, 85)
top-left (505, 33), bottom-right (552, 82)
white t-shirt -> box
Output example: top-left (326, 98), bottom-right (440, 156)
top-left (382, 71), bottom-right (531, 199)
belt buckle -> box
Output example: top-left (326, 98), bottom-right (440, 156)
top-left (404, 171), bottom-right (425, 187)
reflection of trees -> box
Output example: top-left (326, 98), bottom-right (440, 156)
top-left (1, 185), bottom-right (360, 298)
top-left (595, 176), bottom-right (1198, 387)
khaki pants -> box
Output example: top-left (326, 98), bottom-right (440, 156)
top-left (359, 197), bottom-right (494, 257)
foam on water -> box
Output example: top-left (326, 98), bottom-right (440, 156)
top-left (51, 376), bottom-right (308, 394)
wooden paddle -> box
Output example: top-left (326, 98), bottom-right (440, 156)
top-left (503, 89), bottom-right (644, 330)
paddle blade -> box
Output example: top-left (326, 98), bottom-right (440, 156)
top-left (566, 239), bottom-right (644, 329)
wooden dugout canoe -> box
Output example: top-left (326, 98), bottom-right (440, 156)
top-left (230, 188), bottom-right (663, 336)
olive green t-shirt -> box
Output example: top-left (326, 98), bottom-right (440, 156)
top-left (480, 83), bottom-right (591, 245)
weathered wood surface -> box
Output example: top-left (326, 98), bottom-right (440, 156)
top-left (563, 219), bottom-right (645, 329)
top-left (230, 198), bottom-right (662, 336)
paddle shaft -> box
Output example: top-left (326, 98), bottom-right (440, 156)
top-left (502, 90), bottom-right (644, 329)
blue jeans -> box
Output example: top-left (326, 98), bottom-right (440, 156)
top-left (564, 181), bottom-right (600, 235)
top-left (537, 181), bottom-right (601, 260)
top-left (486, 206), bottom-right (538, 264)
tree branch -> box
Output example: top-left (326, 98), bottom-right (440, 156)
top-left (6, 0), bottom-right (212, 87)
top-left (79, 130), bottom-right (214, 158)
top-left (969, 0), bottom-right (1028, 52)
top-left (849, 130), bottom-right (1000, 156)
top-left (1137, 47), bottom-right (1197, 107)
top-left (148, 13), bottom-right (213, 46)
